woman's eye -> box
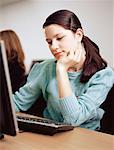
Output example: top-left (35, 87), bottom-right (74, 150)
top-left (47, 41), bottom-right (52, 45)
top-left (57, 36), bottom-right (64, 41)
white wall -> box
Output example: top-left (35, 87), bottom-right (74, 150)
top-left (0, 0), bottom-right (113, 72)
top-left (0, 8), bottom-right (4, 30)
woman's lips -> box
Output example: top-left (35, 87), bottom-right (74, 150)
top-left (54, 52), bottom-right (63, 58)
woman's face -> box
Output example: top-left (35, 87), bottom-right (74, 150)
top-left (44, 24), bottom-right (82, 60)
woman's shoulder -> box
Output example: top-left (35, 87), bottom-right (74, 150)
top-left (28, 59), bottom-right (56, 79)
top-left (40, 58), bottom-right (56, 65)
top-left (32, 58), bottom-right (55, 67)
top-left (90, 66), bottom-right (114, 85)
top-left (97, 66), bottom-right (114, 76)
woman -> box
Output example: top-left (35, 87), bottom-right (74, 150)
top-left (13, 10), bottom-right (114, 130)
top-left (0, 29), bottom-right (26, 93)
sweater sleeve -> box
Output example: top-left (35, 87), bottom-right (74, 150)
top-left (13, 62), bottom-right (47, 112)
top-left (59, 67), bottom-right (114, 126)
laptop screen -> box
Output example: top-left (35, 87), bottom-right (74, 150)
top-left (0, 40), bottom-right (18, 137)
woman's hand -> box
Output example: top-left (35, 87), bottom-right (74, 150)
top-left (56, 44), bottom-right (84, 72)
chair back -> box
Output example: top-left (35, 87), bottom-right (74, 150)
top-left (100, 84), bottom-right (114, 134)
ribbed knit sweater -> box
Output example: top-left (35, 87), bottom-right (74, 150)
top-left (13, 59), bottom-right (114, 130)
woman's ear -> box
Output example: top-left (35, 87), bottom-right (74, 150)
top-left (75, 28), bottom-right (84, 42)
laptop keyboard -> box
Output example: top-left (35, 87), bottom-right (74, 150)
top-left (16, 113), bottom-right (74, 135)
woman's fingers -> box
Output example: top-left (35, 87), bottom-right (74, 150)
top-left (57, 45), bottom-right (84, 71)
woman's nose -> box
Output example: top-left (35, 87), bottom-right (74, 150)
top-left (51, 40), bottom-right (59, 51)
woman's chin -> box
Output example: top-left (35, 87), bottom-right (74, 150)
top-left (55, 56), bottom-right (63, 60)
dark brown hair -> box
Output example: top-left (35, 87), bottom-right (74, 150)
top-left (43, 9), bottom-right (107, 83)
top-left (0, 29), bottom-right (25, 71)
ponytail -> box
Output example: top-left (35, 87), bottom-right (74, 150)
top-left (80, 36), bottom-right (107, 83)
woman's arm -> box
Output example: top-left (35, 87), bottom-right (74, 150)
top-left (13, 62), bottom-right (46, 112)
top-left (56, 46), bottom-right (85, 98)
top-left (58, 67), bottom-right (114, 126)
top-left (56, 64), bottom-right (72, 98)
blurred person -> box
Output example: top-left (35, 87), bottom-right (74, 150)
top-left (0, 29), bottom-right (26, 93)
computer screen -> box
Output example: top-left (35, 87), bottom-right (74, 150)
top-left (0, 40), bottom-right (18, 138)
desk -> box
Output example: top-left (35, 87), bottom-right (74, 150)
top-left (0, 127), bottom-right (114, 150)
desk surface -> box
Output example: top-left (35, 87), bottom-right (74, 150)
top-left (0, 127), bottom-right (114, 150)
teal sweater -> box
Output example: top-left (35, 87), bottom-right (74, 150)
top-left (13, 59), bottom-right (114, 130)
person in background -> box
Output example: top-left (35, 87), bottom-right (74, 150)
top-left (0, 29), bottom-right (26, 93)
top-left (13, 10), bottom-right (114, 131)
